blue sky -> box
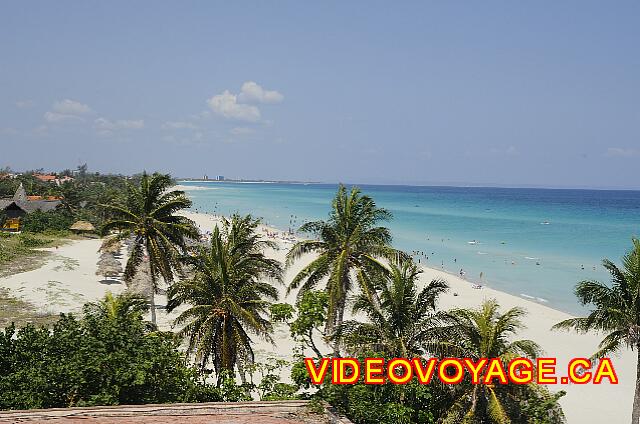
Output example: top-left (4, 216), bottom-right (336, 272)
top-left (1, 2), bottom-right (638, 188)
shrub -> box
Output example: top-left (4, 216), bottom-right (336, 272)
top-left (20, 210), bottom-right (74, 233)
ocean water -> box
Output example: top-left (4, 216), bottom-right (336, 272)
top-left (180, 181), bottom-right (640, 314)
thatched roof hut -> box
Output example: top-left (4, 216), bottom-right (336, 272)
top-left (70, 220), bottom-right (96, 233)
top-left (96, 252), bottom-right (122, 279)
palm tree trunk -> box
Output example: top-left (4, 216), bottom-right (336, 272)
top-left (149, 281), bottom-right (157, 325)
top-left (632, 349), bottom-right (640, 424)
top-left (238, 361), bottom-right (248, 385)
top-left (148, 261), bottom-right (157, 325)
top-left (332, 296), bottom-right (345, 357)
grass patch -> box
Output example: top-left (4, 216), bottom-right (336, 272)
top-left (0, 232), bottom-right (71, 278)
top-left (0, 287), bottom-right (58, 328)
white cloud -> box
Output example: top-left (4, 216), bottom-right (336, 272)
top-left (238, 81), bottom-right (284, 104)
top-left (162, 121), bottom-right (197, 130)
top-left (207, 82), bottom-right (283, 123)
top-left (52, 99), bottom-right (92, 115)
top-left (606, 147), bottom-right (639, 158)
top-left (15, 100), bottom-right (34, 109)
top-left (95, 117), bottom-right (145, 131)
top-left (44, 99), bottom-right (91, 123)
top-left (44, 111), bottom-right (82, 123)
top-left (207, 90), bottom-right (261, 122)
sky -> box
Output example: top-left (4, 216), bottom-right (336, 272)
top-left (1, 1), bottom-right (639, 189)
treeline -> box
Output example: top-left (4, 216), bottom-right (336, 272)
top-left (0, 165), bottom-right (141, 234)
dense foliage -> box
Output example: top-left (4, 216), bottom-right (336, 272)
top-left (1, 165), bottom-right (132, 232)
top-left (287, 184), bottom-right (401, 355)
top-left (20, 210), bottom-right (75, 233)
top-left (167, 214), bottom-right (283, 382)
top-left (100, 172), bottom-right (199, 324)
top-left (0, 292), bottom-right (221, 409)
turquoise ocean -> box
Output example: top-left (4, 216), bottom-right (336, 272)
top-left (180, 181), bottom-right (640, 314)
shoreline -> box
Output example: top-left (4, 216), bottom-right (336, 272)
top-left (180, 209), bottom-right (635, 423)
top-left (0, 209), bottom-right (633, 422)
top-left (181, 209), bottom-right (573, 320)
top-left (174, 181), bottom-right (620, 317)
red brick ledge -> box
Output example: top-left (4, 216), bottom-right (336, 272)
top-left (0, 400), bottom-right (352, 423)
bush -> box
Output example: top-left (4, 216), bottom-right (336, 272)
top-left (0, 298), bottom-right (221, 410)
top-left (20, 210), bottom-right (73, 234)
top-left (17, 234), bottom-right (51, 248)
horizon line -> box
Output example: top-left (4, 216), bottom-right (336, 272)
top-left (177, 178), bottom-right (640, 192)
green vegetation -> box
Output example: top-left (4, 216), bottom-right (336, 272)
top-left (0, 232), bottom-right (68, 277)
top-left (434, 300), bottom-right (563, 423)
top-left (0, 292), bottom-right (221, 409)
top-left (333, 257), bottom-right (448, 358)
top-left (287, 184), bottom-right (401, 355)
top-left (20, 210), bottom-right (75, 233)
top-left (167, 214), bottom-right (283, 382)
top-left (1, 165), bottom-right (132, 234)
top-left (282, 186), bottom-right (567, 423)
top-left (554, 237), bottom-right (640, 423)
top-left (100, 172), bottom-right (199, 324)
top-left (0, 174), bottom-right (581, 422)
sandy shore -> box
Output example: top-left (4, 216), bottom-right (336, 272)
top-left (0, 210), bottom-right (634, 423)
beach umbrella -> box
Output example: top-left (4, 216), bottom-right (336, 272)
top-left (128, 259), bottom-right (153, 298)
top-left (96, 252), bottom-right (122, 280)
top-left (99, 238), bottom-right (122, 255)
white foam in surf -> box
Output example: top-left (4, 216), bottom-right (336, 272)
top-left (520, 293), bottom-right (549, 303)
top-left (174, 184), bottom-right (219, 191)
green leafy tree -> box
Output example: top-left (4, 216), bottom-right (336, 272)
top-left (20, 209), bottom-right (74, 234)
top-left (289, 290), bottom-right (329, 357)
top-left (83, 290), bottom-right (149, 322)
top-left (434, 300), bottom-right (564, 423)
top-left (292, 354), bottom-right (436, 424)
top-left (100, 172), bottom-right (198, 324)
top-left (269, 303), bottom-right (295, 323)
top-left (167, 214), bottom-right (283, 383)
top-left (286, 184), bottom-right (399, 355)
top-left (554, 238), bottom-right (640, 424)
top-left (0, 292), bottom-right (222, 410)
top-left (334, 258), bottom-right (448, 358)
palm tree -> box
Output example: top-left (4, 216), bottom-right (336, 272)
top-left (286, 184), bottom-right (399, 354)
top-left (167, 214), bottom-right (283, 383)
top-left (333, 258), bottom-right (448, 358)
top-left (84, 291), bottom-right (149, 322)
top-left (554, 238), bottom-right (640, 424)
top-left (434, 300), bottom-right (553, 423)
top-left (100, 172), bottom-right (198, 325)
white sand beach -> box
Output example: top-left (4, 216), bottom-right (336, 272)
top-left (0, 210), bottom-right (633, 423)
